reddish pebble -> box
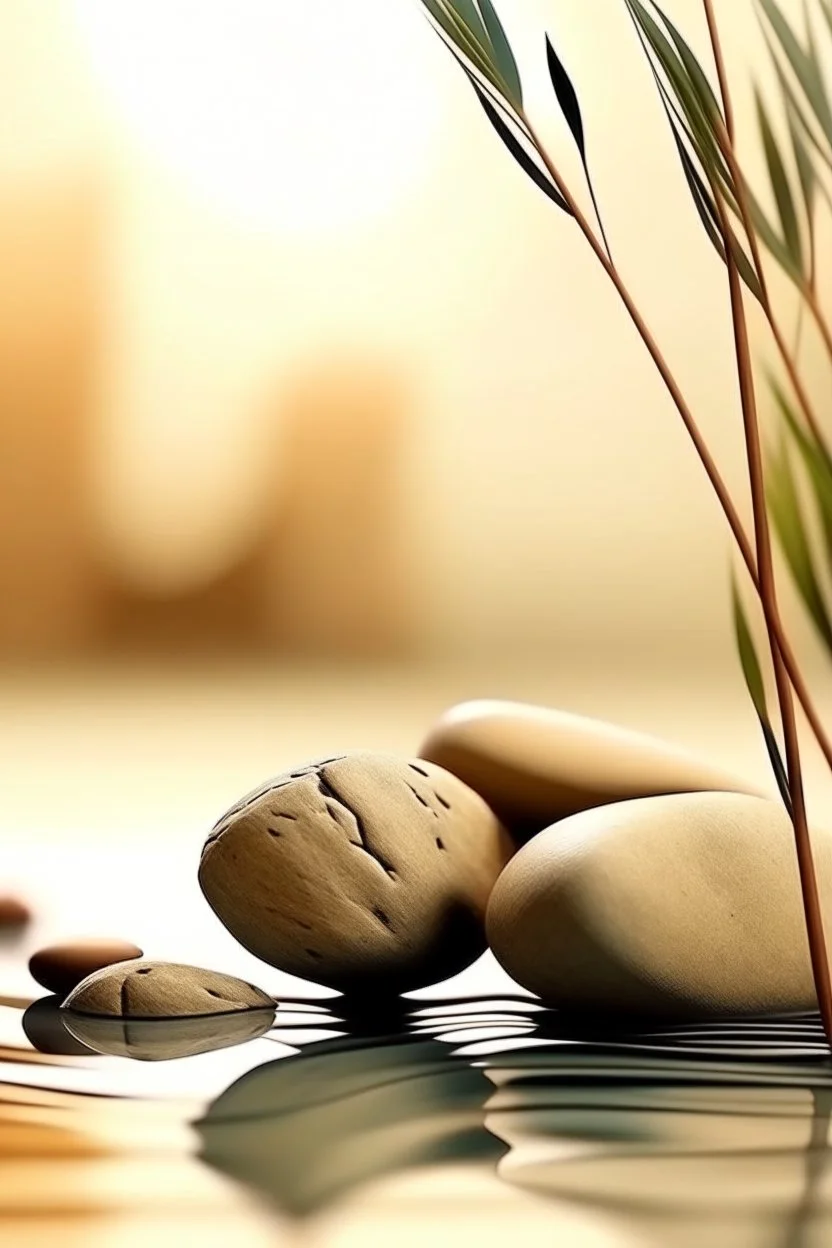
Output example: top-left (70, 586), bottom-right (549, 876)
top-left (0, 896), bottom-right (32, 928)
top-left (29, 939), bottom-right (144, 997)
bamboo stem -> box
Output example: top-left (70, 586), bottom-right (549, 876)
top-left (704, 0), bottom-right (832, 1044)
top-left (521, 113), bottom-right (832, 778)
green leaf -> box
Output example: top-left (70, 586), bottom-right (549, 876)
top-left (756, 0), bottom-right (832, 149)
top-left (545, 34), bottom-right (611, 255)
top-left (755, 88), bottom-right (804, 275)
top-left (731, 573), bottom-right (770, 722)
top-left (768, 435), bottom-right (832, 650)
top-left (771, 378), bottom-right (832, 564)
top-left (651, 2), bottom-right (724, 126)
top-left (625, 0), bottom-right (732, 188)
top-left (785, 91), bottom-right (817, 219)
top-left (471, 80), bottom-right (571, 213)
top-left (476, 0), bottom-right (523, 110)
top-left (745, 180), bottom-right (804, 283)
top-left (731, 572), bottom-right (793, 814)
top-left (422, 0), bottom-right (507, 102)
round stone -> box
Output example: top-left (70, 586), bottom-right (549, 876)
top-left (62, 960), bottom-right (273, 1018)
top-left (29, 939), bottom-right (144, 996)
top-left (198, 752), bottom-right (514, 995)
top-left (486, 791), bottom-right (832, 1018)
top-left (420, 700), bottom-right (757, 839)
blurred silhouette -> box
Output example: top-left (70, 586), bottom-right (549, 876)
top-left (0, 182), bottom-right (102, 656)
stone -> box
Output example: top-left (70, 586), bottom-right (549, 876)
top-left (0, 895), bottom-right (31, 928)
top-left (198, 752), bottom-right (514, 995)
top-left (486, 791), bottom-right (832, 1018)
top-left (420, 699), bottom-right (756, 839)
top-left (29, 938), bottom-right (143, 995)
top-left (63, 1008), bottom-right (275, 1060)
top-left (62, 960), bottom-right (273, 1018)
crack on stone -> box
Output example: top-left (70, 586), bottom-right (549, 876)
top-left (406, 782), bottom-right (439, 817)
top-left (408, 763), bottom-right (430, 778)
top-left (318, 767), bottom-right (397, 879)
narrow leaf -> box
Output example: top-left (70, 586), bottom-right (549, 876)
top-left (731, 573), bottom-right (769, 722)
top-left (472, 81), bottom-right (571, 213)
top-left (768, 437), bottom-right (832, 650)
top-left (755, 88), bottom-right (804, 274)
top-left (757, 0), bottom-right (832, 148)
top-left (652, 1), bottom-right (725, 126)
top-left (545, 34), bottom-right (585, 151)
top-left (771, 378), bottom-right (832, 563)
top-left (670, 125), bottom-right (762, 300)
top-left (422, 0), bottom-right (507, 102)
top-left (476, 0), bottom-right (523, 109)
top-left (745, 181), bottom-right (804, 283)
top-left (626, 0), bottom-right (732, 187)
top-left (545, 34), bottom-right (611, 256)
top-left (786, 91), bottom-right (817, 221)
top-left (761, 718), bottom-right (794, 814)
top-left (731, 572), bottom-right (792, 813)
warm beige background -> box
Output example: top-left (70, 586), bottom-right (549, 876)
top-left (0, 0), bottom-right (826, 673)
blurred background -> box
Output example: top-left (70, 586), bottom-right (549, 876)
top-left (3, 0), bottom-right (832, 881)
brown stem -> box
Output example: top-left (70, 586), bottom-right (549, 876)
top-left (705, 0), bottom-right (832, 1045)
top-left (716, 194), bottom-right (832, 1046)
top-left (698, 0), bottom-right (832, 461)
top-left (521, 113), bottom-right (832, 777)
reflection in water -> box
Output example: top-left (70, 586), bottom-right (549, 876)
top-left (20, 988), bottom-right (832, 1243)
top-left (22, 995), bottom-right (97, 1056)
top-left (62, 1005), bottom-right (276, 1060)
top-left (195, 1002), bottom-right (832, 1243)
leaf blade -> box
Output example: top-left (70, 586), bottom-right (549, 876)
top-left (476, 0), bottom-right (523, 109)
top-left (755, 87), bottom-right (804, 275)
top-left (768, 436), bottom-right (832, 650)
top-left (472, 80), bottom-right (571, 213)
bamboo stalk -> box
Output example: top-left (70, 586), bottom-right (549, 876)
top-left (521, 112), bottom-right (832, 779)
top-left (704, 0), bottom-right (832, 1045)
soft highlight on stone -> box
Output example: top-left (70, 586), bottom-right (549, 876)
top-left (420, 699), bottom-right (757, 838)
top-left (486, 791), bottom-right (832, 1018)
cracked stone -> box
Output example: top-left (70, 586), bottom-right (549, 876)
top-left (198, 752), bottom-right (513, 995)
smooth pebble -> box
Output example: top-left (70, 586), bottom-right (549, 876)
top-left (29, 938), bottom-right (144, 995)
top-left (62, 960), bottom-right (273, 1018)
top-left (420, 699), bottom-right (756, 838)
top-left (198, 752), bottom-right (514, 994)
top-left (486, 791), bottom-right (832, 1018)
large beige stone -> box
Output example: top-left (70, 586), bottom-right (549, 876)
top-left (486, 792), bottom-right (832, 1018)
top-left (420, 700), bottom-right (756, 838)
top-left (198, 752), bottom-right (514, 995)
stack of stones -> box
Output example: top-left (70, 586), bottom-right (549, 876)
top-left (37, 700), bottom-right (832, 1024)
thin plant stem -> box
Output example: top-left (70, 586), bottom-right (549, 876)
top-left (697, 2), bottom-right (832, 459)
top-left (520, 112), bottom-right (832, 778)
top-left (704, 0), bottom-right (832, 1046)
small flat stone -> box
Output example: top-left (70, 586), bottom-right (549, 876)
top-left (29, 939), bottom-right (143, 996)
top-left (420, 699), bottom-right (757, 839)
top-left (486, 791), bottom-right (832, 1018)
top-left (62, 960), bottom-right (274, 1019)
top-left (63, 1008), bottom-right (276, 1060)
top-left (0, 896), bottom-right (32, 929)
